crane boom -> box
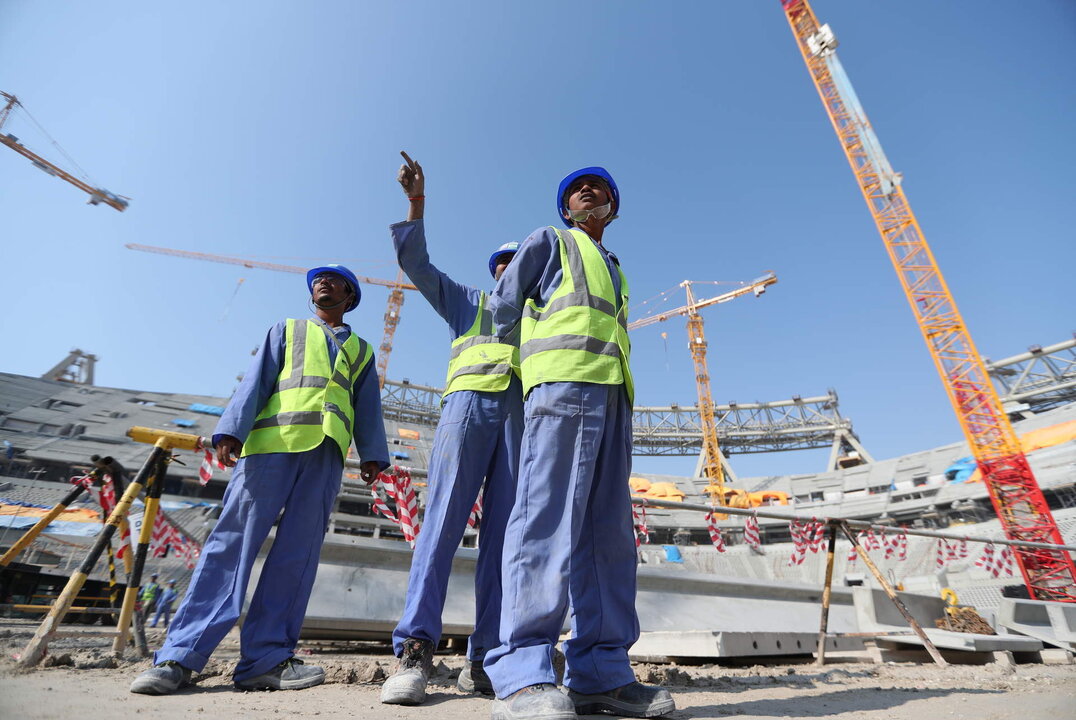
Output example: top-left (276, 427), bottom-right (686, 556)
top-left (126, 242), bottom-right (418, 385)
top-left (126, 243), bottom-right (417, 291)
top-left (627, 273), bottom-right (777, 331)
top-left (780, 0), bottom-right (1076, 601)
top-left (0, 92), bottom-right (129, 212)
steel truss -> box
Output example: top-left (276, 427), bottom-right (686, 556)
top-left (987, 338), bottom-right (1076, 417)
top-left (632, 391), bottom-right (870, 460)
top-left (381, 380), bottom-right (867, 459)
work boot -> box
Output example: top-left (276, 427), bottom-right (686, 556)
top-left (457, 659), bottom-right (494, 695)
top-left (234, 657), bottom-right (325, 691)
top-left (491, 683), bottom-right (576, 720)
top-left (567, 681), bottom-right (676, 718)
top-left (380, 637), bottom-right (435, 705)
top-left (130, 661), bottom-right (192, 695)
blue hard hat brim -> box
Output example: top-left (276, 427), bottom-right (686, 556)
top-left (556, 166), bottom-right (620, 228)
top-left (487, 243), bottom-right (520, 279)
top-left (307, 265), bottom-right (362, 311)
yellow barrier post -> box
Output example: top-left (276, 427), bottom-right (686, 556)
top-left (113, 450), bottom-right (169, 656)
top-left (16, 443), bottom-right (167, 668)
top-left (114, 427), bottom-right (203, 655)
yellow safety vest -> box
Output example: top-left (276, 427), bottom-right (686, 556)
top-left (519, 227), bottom-right (633, 403)
top-left (242, 318), bottom-right (373, 461)
top-left (443, 292), bottom-right (519, 400)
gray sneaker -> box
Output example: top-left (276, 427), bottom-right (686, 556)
top-left (130, 661), bottom-right (192, 695)
top-left (380, 637), bottom-right (435, 705)
top-left (567, 681), bottom-right (675, 718)
top-left (492, 684), bottom-right (576, 720)
top-left (457, 659), bottom-right (494, 695)
top-left (234, 657), bottom-right (325, 691)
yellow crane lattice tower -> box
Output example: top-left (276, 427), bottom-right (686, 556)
top-left (629, 273), bottom-right (777, 506)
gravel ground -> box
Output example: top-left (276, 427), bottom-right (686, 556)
top-left (1, 621), bottom-right (1074, 720)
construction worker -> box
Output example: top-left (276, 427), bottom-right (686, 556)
top-left (139, 572), bottom-right (161, 622)
top-left (151, 579), bottom-right (179, 629)
top-left (381, 152), bottom-right (523, 705)
top-left (130, 265), bottom-right (389, 695)
top-left (482, 168), bottom-right (674, 720)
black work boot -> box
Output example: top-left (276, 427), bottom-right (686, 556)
top-left (457, 658), bottom-right (495, 695)
top-left (567, 681), bottom-right (676, 717)
top-left (381, 637), bottom-right (435, 705)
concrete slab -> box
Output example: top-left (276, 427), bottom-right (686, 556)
top-left (628, 630), bottom-right (864, 661)
top-left (996, 598), bottom-right (1076, 650)
top-left (875, 629), bottom-right (1043, 652)
top-left (852, 586), bottom-right (946, 634)
top-left (272, 533), bottom-right (863, 641)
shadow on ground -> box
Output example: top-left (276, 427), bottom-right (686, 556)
top-left (670, 686), bottom-right (1002, 718)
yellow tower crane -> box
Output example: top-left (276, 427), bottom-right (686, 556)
top-left (126, 243), bottom-right (417, 388)
top-left (629, 272), bottom-right (777, 506)
top-left (779, 0), bottom-right (1076, 601)
top-left (0, 92), bottom-right (129, 211)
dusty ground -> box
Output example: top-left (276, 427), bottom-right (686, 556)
top-left (0, 621), bottom-right (1074, 720)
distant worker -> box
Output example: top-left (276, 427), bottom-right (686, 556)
top-left (381, 152), bottom-right (523, 705)
top-left (130, 264), bottom-right (389, 695)
top-left (139, 573), bottom-right (161, 623)
top-left (151, 579), bottom-right (179, 629)
top-left (482, 168), bottom-right (674, 720)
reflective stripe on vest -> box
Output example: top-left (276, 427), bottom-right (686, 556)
top-left (519, 227), bottom-right (633, 402)
top-left (242, 318), bottom-right (373, 461)
top-left (443, 291), bottom-right (519, 400)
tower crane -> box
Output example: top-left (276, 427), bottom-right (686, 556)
top-left (126, 243), bottom-right (417, 387)
top-left (629, 272), bottom-right (778, 507)
top-left (0, 92), bottom-right (129, 211)
top-left (779, 0), bottom-right (1076, 601)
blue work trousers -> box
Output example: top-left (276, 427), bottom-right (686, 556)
top-left (155, 439), bottom-right (342, 681)
top-left (151, 605), bottom-right (172, 628)
top-left (392, 381), bottom-right (523, 661)
top-left (485, 382), bottom-right (640, 698)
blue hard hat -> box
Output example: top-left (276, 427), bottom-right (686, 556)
top-left (556, 166), bottom-right (620, 228)
top-left (487, 241), bottom-right (520, 278)
top-left (306, 264), bottom-right (361, 311)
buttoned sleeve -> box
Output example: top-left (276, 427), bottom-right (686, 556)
top-left (391, 219), bottom-right (483, 339)
top-left (351, 359), bottom-right (390, 472)
top-left (213, 321), bottom-right (286, 447)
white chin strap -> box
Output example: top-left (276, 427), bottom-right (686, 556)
top-left (568, 202), bottom-right (613, 224)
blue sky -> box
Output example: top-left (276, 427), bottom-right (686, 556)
top-left (1, 1), bottom-right (1073, 479)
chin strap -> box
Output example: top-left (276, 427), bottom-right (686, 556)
top-left (310, 291), bottom-right (354, 311)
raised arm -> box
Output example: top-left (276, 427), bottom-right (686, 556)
top-left (391, 151), bottom-right (483, 337)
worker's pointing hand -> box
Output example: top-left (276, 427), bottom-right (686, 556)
top-left (215, 435), bottom-right (242, 468)
top-left (397, 151), bottom-right (424, 198)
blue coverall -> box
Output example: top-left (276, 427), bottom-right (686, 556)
top-left (483, 227), bottom-right (640, 698)
top-left (151, 586), bottom-right (178, 628)
top-left (389, 219), bottom-right (523, 663)
top-left (155, 320), bottom-right (389, 682)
